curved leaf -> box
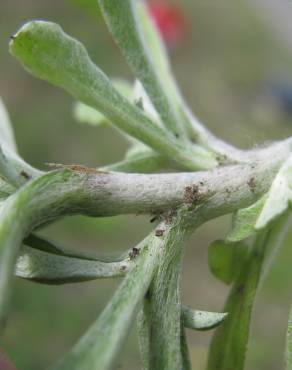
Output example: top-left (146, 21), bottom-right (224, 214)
top-left (10, 20), bottom-right (216, 171)
top-left (15, 246), bottom-right (128, 284)
top-left (182, 306), bottom-right (228, 331)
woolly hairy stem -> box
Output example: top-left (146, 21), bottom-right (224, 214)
top-left (42, 141), bottom-right (289, 219)
top-left (146, 211), bottom-right (191, 369)
top-left (0, 139), bottom-right (289, 330)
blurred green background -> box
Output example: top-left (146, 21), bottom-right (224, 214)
top-left (1, 0), bottom-right (292, 369)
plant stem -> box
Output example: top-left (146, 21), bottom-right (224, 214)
top-left (144, 210), bottom-right (191, 369)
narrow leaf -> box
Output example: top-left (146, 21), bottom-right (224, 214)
top-left (98, 0), bottom-right (186, 138)
top-left (24, 233), bottom-right (127, 262)
top-left (10, 20), bottom-right (216, 171)
top-left (50, 230), bottom-right (164, 370)
top-left (15, 246), bottom-right (129, 284)
top-left (208, 240), bottom-right (248, 284)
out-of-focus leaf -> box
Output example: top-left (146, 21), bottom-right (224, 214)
top-left (73, 102), bottom-right (105, 127)
top-left (256, 154), bottom-right (292, 229)
top-left (73, 79), bottom-right (132, 127)
top-left (182, 306), bottom-right (228, 331)
top-left (227, 196), bottom-right (267, 242)
top-left (208, 240), bottom-right (248, 284)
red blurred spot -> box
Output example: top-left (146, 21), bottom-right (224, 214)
top-left (148, 0), bottom-right (188, 48)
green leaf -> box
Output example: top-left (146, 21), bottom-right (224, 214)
top-left (227, 195), bottom-right (267, 242)
top-left (208, 240), bottom-right (248, 284)
top-left (207, 231), bottom-right (267, 370)
top-left (98, 0), bottom-right (186, 138)
top-left (10, 20), bottom-right (216, 171)
top-left (15, 245), bottom-right (129, 284)
top-left (208, 214), bottom-right (290, 370)
top-left (73, 102), bottom-right (106, 127)
top-left (50, 229), bottom-right (164, 370)
top-left (256, 155), bottom-right (292, 229)
top-left (137, 303), bottom-right (223, 370)
top-left (182, 306), bottom-right (228, 331)
top-left (286, 303), bottom-right (292, 370)
top-left (24, 233), bottom-right (128, 262)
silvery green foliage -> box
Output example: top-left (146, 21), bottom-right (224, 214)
top-left (0, 1), bottom-right (292, 369)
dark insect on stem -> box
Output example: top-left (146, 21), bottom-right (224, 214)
top-left (20, 170), bottom-right (32, 180)
top-left (129, 247), bottom-right (140, 260)
top-left (150, 215), bottom-right (158, 223)
top-left (155, 229), bottom-right (165, 237)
